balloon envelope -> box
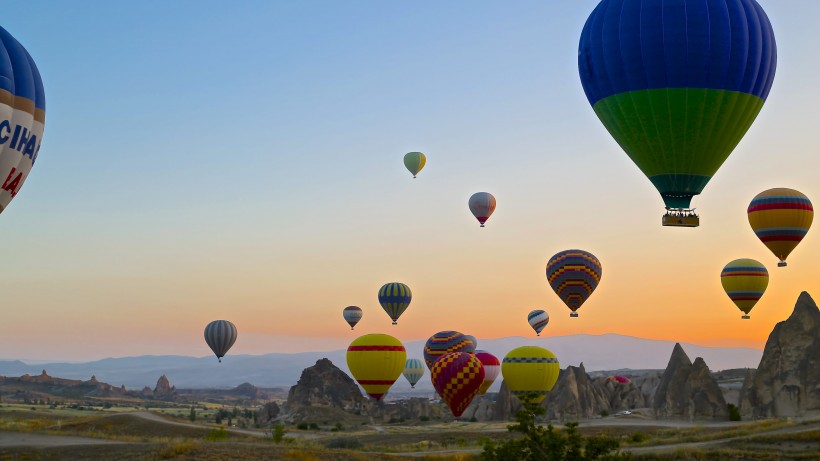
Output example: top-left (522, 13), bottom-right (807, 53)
top-left (431, 352), bottom-right (484, 417)
top-left (502, 346), bottom-right (560, 404)
top-left (404, 152), bottom-right (426, 178)
top-left (475, 350), bottom-right (500, 395)
top-left (748, 188), bottom-right (813, 267)
top-left (423, 331), bottom-right (475, 370)
top-left (721, 258), bottom-right (769, 319)
top-left (204, 320), bottom-right (238, 363)
top-left (403, 358), bottom-right (425, 388)
top-left (468, 192), bottom-right (496, 227)
top-left (578, 0), bottom-right (777, 211)
top-left (342, 306), bottom-right (363, 330)
top-left (546, 250), bottom-right (602, 317)
top-left (464, 335), bottom-right (478, 349)
top-left (607, 375), bottom-right (631, 384)
top-left (346, 334), bottom-right (406, 401)
top-left (378, 282), bottom-right (412, 325)
top-left (0, 26), bottom-right (47, 213)
top-left (527, 310), bottom-right (549, 336)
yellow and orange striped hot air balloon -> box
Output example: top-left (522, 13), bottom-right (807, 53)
top-left (346, 334), bottom-right (406, 401)
top-left (720, 259), bottom-right (769, 320)
top-left (748, 188), bottom-right (813, 267)
top-left (501, 346), bottom-right (560, 405)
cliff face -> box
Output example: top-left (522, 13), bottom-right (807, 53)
top-left (285, 358), bottom-right (366, 421)
top-left (652, 344), bottom-right (727, 419)
top-left (740, 292), bottom-right (820, 418)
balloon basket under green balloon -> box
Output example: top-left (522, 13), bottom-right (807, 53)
top-left (570, 313), bottom-right (579, 318)
top-left (662, 209), bottom-right (699, 227)
top-left (742, 315), bottom-right (751, 320)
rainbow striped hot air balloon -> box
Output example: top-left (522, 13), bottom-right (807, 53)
top-left (431, 352), bottom-right (484, 417)
top-left (342, 306), bottom-right (363, 330)
top-left (748, 188), bottom-right (813, 267)
top-left (546, 250), bottom-right (602, 317)
top-left (423, 331), bottom-right (475, 370)
top-left (720, 259), bottom-right (769, 320)
top-left (403, 358), bottom-right (425, 389)
top-left (475, 350), bottom-right (500, 395)
top-left (204, 320), bottom-right (238, 363)
top-left (404, 152), bottom-right (426, 178)
top-left (527, 310), bottom-right (549, 336)
top-left (501, 346), bottom-right (560, 405)
top-left (0, 27), bottom-right (47, 214)
top-left (378, 282), bottom-right (412, 325)
top-left (346, 334), bottom-right (406, 401)
top-left (579, 0), bottom-right (777, 226)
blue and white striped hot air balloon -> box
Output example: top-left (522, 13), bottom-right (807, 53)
top-left (204, 320), bottom-right (238, 363)
top-left (0, 26), bottom-right (46, 213)
top-left (527, 310), bottom-right (549, 336)
top-left (403, 358), bottom-right (425, 388)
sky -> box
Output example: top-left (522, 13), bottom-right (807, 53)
top-left (1, 1), bottom-right (819, 361)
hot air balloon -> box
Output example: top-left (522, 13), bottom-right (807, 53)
top-left (378, 282), bottom-right (412, 325)
top-left (464, 335), bottom-right (478, 349)
top-left (720, 258), bottom-right (769, 319)
top-left (578, 0), bottom-right (777, 227)
top-left (748, 188), bottom-right (813, 267)
top-left (403, 358), bottom-right (425, 389)
top-left (204, 320), bottom-right (238, 363)
top-left (468, 192), bottom-right (496, 227)
top-left (346, 334), bottom-right (406, 401)
top-left (527, 310), bottom-right (549, 336)
top-left (501, 346), bottom-right (560, 404)
top-left (342, 306), bottom-right (363, 330)
top-left (404, 152), bottom-right (426, 178)
top-left (0, 26), bottom-right (47, 213)
top-left (431, 352), bottom-right (485, 417)
top-left (606, 375), bottom-right (631, 384)
top-left (475, 350), bottom-right (500, 395)
top-left (423, 331), bottom-right (475, 370)
top-left (546, 250), bottom-right (602, 317)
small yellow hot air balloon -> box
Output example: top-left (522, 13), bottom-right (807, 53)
top-left (501, 346), bottom-right (560, 404)
top-left (720, 258), bottom-right (769, 320)
top-left (404, 152), bottom-right (426, 178)
top-left (346, 334), bottom-right (406, 401)
top-left (748, 188), bottom-right (813, 267)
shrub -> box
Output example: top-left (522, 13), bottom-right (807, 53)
top-left (204, 427), bottom-right (229, 442)
top-left (629, 432), bottom-right (648, 443)
top-left (728, 404), bottom-right (741, 421)
top-left (420, 415), bottom-right (430, 422)
top-left (325, 437), bottom-right (363, 449)
top-left (297, 422), bottom-right (309, 430)
top-left (600, 410), bottom-right (609, 417)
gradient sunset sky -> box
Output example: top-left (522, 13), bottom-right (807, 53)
top-left (2, 0), bottom-right (819, 361)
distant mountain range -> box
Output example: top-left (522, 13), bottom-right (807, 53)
top-left (0, 334), bottom-right (761, 391)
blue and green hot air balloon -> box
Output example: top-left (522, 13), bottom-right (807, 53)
top-left (578, 0), bottom-right (776, 227)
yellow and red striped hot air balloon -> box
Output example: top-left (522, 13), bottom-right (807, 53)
top-left (431, 352), bottom-right (484, 417)
top-left (720, 259), bottom-right (769, 320)
top-left (501, 346), bottom-right (560, 405)
top-left (346, 334), bottom-right (406, 401)
top-left (748, 188), bottom-right (813, 267)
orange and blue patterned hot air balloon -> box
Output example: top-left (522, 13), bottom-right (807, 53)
top-left (430, 352), bottom-right (484, 417)
top-left (720, 258), bottom-right (769, 320)
top-left (475, 350), bottom-right (500, 395)
top-left (346, 334), bottom-right (406, 401)
top-left (748, 188), bottom-right (813, 267)
top-left (423, 331), bottom-right (475, 370)
top-left (378, 282), bottom-right (412, 325)
top-left (546, 250), bottom-right (602, 317)
top-left (579, 0), bottom-right (777, 225)
top-left (342, 306), bottom-right (363, 330)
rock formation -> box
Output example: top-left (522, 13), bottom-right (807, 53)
top-left (285, 358), bottom-right (366, 421)
top-left (257, 401), bottom-right (281, 424)
top-left (652, 343), bottom-right (727, 419)
top-left (739, 291), bottom-right (820, 418)
top-left (153, 374), bottom-right (177, 400)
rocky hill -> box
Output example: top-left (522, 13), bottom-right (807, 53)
top-left (740, 291), bottom-right (820, 418)
top-left (652, 344), bottom-right (727, 419)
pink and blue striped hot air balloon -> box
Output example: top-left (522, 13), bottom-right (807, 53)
top-left (204, 320), bottom-right (238, 363)
top-left (748, 188), bottom-right (813, 267)
top-left (527, 310), bottom-right (549, 336)
top-left (546, 250), bottom-right (602, 318)
top-left (0, 26), bottom-right (47, 213)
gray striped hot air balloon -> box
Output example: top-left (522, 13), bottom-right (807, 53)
top-left (204, 320), bottom-right (237, 363)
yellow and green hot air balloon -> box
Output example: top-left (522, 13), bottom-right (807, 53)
top-left (720, 259), bottom-right (769, 320)
top-left (748, 188), bottom-right (813, 267)
top-left (346, 334), bottom-right (406, 401)
top-left (403, 152), bottom-right (426, 178)
top-left (501, 346), bottom-right (560, 404)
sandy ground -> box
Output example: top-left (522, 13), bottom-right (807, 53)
top-left (0, 432), bottom-right (123, 447)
